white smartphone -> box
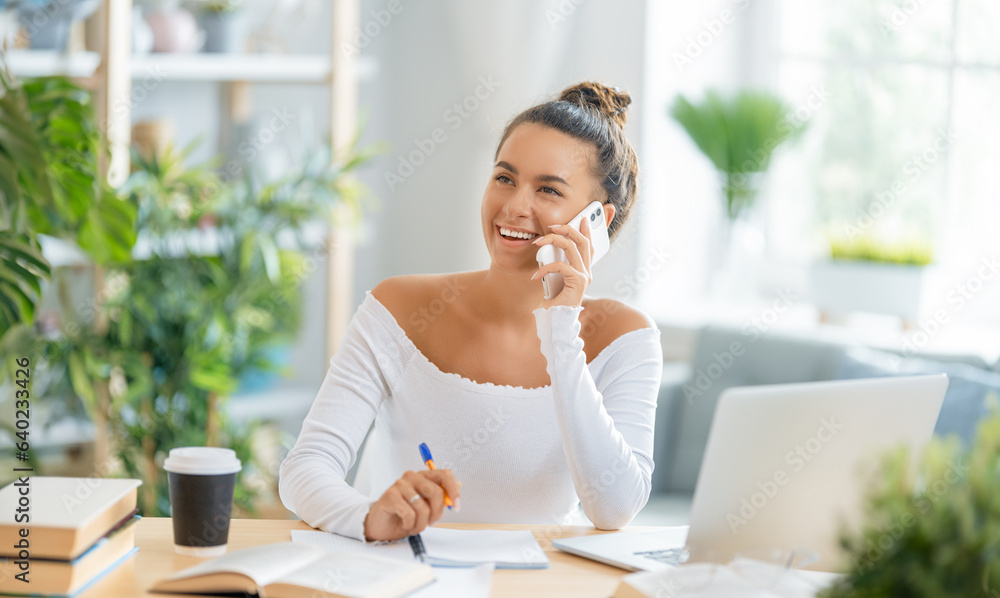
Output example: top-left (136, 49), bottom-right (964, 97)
top-left (535, 201), bottom-right (611, 300)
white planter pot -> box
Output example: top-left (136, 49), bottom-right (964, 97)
top-left (809, 260), bottom-right (930, 320)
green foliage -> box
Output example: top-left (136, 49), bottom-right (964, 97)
top-left (0, 70), bottom-right (136, 335)
top-left (0, 67), bottom-right (53, 333)
top-left (18, 76), bottom-right (137, 262)
top-left (0, 234), bottom-right (49, 334)
top-left (44, 137), bottom-right (374, 515)
top-left (820, 404), bottom-right (1000, 597)
top-left (0, 70), bottom-right (53, 225)
top-left (828, 234), bottom-right (933, 266)
top-left (0, 62), bottom-right (379, 515)
top-left (106, 138), bottom-right (369, 514)
top-left (670, 89), bottom-right (805, 219)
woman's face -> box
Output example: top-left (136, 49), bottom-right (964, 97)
top-left (481, 123), bottom-right (606, 274)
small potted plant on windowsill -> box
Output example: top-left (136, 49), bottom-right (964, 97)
top-left (809, 234), bottom-right (935, 323)
top-left (670, 89), bottom-right (807, 298)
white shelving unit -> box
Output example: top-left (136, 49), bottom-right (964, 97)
top-left (131, 53), bottom-right (377, 82)
top-left (13, 0), bottom-right (363, 357)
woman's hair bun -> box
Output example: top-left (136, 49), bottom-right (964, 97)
top-left (558, 81), bottom-right (631, 128)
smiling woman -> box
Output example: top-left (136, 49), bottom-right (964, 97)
top-left (278, 82), bottom-right (663, 543)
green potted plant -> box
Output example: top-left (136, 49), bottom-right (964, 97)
top-left (25, 135), bottom-right (375, 515)
top-left (670, 89), bottom-right (804, 221)
top-left (3, 136), bottom-right (378, 515)
top-left (820, 402), bottom-right (1000, 597)
top-left (809, 233), bottom-right (935, 323)
top-left (1, 67), bottom-right (382, 515)
top-left (670, 89), bottom-right (806, 297)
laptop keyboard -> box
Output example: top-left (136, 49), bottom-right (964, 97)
top-left (633, 547), bottom-right (686, 565)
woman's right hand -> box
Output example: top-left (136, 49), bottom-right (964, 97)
top-left (363, 469), bottom-right (462, 542)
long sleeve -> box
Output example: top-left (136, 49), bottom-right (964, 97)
top-left (278, 300), bottom-right (399, 541)
top-left (533, 305), bottom-right (663, 529)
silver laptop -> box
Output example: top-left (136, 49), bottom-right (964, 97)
top-left (553, 374), bottom-right (949, 572)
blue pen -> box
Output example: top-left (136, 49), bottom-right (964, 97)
top-left (418, 442), bottom-right (454, 509)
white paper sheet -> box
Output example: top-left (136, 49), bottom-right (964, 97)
top-left (291, 527), bottom-right (548, 568)
top-left (292, 530), bottom-right (416, 561)
top-left (408, 563), bottom-right (494, 598)
top-left (417, 527), bottom-right (548, 566)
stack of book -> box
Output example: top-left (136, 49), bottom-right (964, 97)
top-left (0, 477), bottom-right (142, 597)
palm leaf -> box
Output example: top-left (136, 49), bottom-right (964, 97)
top-left (670, 89), bottom-right (805, 218)
top-left (0, 232), bottom-right (49, 333)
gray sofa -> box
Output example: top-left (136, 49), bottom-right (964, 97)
top-left (651, 325), bottom-right (1000, 497)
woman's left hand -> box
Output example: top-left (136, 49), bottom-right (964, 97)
top-left (531, 218), bottom-right (593, 309)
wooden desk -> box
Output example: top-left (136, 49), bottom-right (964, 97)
top-left (79, 517), bottom-right (654, 597)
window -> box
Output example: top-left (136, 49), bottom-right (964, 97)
top-left (635, 1), bottom-right (999, 328)
top-left (771, 0), bottom-right (1000, 269)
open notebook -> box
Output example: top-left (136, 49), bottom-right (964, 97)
top-left (292, 527), bottom-right (550, 569)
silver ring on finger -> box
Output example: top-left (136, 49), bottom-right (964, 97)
top-left (409, 493), bottom-right (422, 505)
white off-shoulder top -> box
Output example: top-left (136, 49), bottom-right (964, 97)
top-left (278, 290), bottom-right (663, 540)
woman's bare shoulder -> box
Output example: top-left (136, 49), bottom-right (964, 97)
top-left (372, 275), bottom-right (428, 313)
top-left (371, 273), bottom-right (478, 326)
top-left (581, 298), bottom-right (658, 358)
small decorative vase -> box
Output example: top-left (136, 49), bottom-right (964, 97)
top-left (202, 11), bottom-right (241, 53)
top-left (17, 0), bottom-right (100, 50)
top-left (146, 6), bottom-right (203, 53)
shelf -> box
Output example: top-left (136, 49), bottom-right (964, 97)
top-left (4, 50), bottom-right (101, 78)
top-left (40, 222), bottom-right (328, 267)
top-left (131, 221), bottom-right (328, 260)
top-left (6, 51), bottom-right (377, 83)
top-left (133, 53), bottom-right (379, 82)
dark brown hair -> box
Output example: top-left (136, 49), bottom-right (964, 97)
top-left (494, 81), bottom-right (639, 242)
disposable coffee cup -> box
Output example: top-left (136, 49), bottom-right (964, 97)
top-left (163, 447), bottom-right (242, 557)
